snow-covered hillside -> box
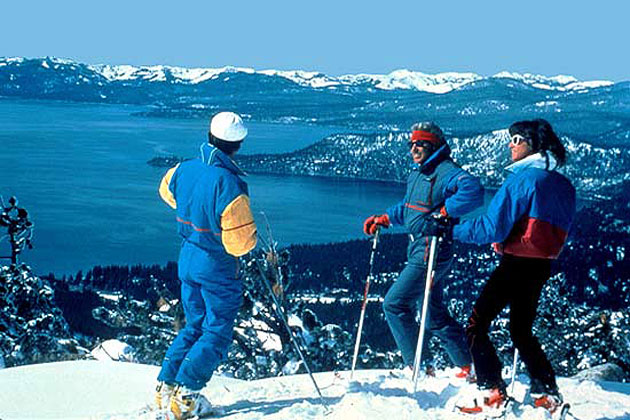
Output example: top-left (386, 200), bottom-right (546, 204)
top-left (235, 129), bottom-right (630, 195)
top-left (1, 360), bottom-right (629, 419)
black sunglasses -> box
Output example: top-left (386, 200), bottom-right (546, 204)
top-left (408, 141), bottom-right (433, 149)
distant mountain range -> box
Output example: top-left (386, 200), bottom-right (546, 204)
top-left (0, 57), bottom-right (616, 92)
top-left (1, 57), bottom-right (629, 145)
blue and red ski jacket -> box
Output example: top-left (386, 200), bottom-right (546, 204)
top-left (453, 152), bottom-right (576, 259)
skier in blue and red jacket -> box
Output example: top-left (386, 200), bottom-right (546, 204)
top-left (363, 122), bottom-right (484, 379)
top-left (455, 119), bottom-right (576, 416)
top-left (156, 112), bottom-right (257, 419)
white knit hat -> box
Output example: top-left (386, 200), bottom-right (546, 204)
top-left (209, 112), bottom-right (248, 142)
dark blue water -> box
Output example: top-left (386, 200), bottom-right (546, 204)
top-left (0, 100), bottom-right (407, 275)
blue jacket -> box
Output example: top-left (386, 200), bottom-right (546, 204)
top-left (159, 143), bottom-right (257, 279)
top-left (387, 144), bottom-right (484, 232)
top-left (453, 153), bottom-right (576, 259)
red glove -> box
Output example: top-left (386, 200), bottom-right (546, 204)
top-left (363, 214), bottom-right (390, 235)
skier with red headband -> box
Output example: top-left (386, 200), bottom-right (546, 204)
top-left (363, 122), bottom-right (483, 378)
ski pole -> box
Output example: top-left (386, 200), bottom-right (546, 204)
top-left (259, 211), bottom-right (287, 296)
top-left (509, 348), bottom-right (519, 396)
top-left (255, 259), bottom-right (329, 409)
top-left (350, 228), bottom-right (380, 379)
top-left (412, 236), bottom-right (439, 392)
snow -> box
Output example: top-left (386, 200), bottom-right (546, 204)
top-left (0, 57), bottom-right (615, 93)
top-left (85, 63), bottom-right (613, 93)
top-left (235, 319), bottom-right (282, 351)
top-left (534, 101), bottom-right (559, 107)
top-left (0, 361), bottom-right (628, 419)
top-left (91, 340), bottom-right (136, 362)
top-left (97, 291), bottom-right (122, 302)
top-left (260, 70), bottom-right (340, 88)
top-left (337, 70), bottom-right (482, 93)
top-left (493, 71), bottom-right (613, 91)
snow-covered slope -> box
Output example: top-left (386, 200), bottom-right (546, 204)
top-left (1, 360), bottom-right (628, 419)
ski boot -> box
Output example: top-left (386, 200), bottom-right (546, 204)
top-left (457, 386), bottom-right (508, 416)
top-left (530, 379), bottom-right (565, 415)
top-left (155, 381), bottom-right (176, 410)
top-left (169, 386), bottom-right (219, 419)
top-left (532, 392), bottom-right (564, 414)
top-left (455, 365), bottom-right (476, 383)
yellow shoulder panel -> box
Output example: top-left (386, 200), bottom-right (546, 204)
top-left (159, 165), bottom-right (179, 209)
top-left (221, 194), bottom-right (257, 257)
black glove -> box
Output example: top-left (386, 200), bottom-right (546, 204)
top-left (424, 215), bottom-right (454, 239)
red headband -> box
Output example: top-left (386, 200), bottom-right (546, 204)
top-left (410, 130), bottom-right (442, 145)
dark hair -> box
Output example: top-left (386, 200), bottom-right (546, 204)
top-left (508, 119), bottom-right (567, 167)
top-left (208, 133), bottom-right (242, 155)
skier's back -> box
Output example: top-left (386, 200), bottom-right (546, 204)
top-left (155, 112), bottom-right (257, 419)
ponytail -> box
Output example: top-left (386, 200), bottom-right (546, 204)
top-left (535, 119), bottom-right (566, 167)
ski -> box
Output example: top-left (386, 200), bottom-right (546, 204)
top-left (105, 406), bottom-right (226, 420)
top-left (455, 398), bottom-right (572, 420)
top-left (257, 211), bottom-right (289, 299)
top-left (253, 214), bottom-right (329, 411)
top-left (101, 406), bottom-right (170, 420)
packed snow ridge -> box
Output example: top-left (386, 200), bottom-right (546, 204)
top-left (0, 56), bottom-right (615, 93)
top-left (1, 361), bottom-right (629, 419)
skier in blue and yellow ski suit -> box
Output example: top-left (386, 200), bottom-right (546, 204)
top-left (156, 112), bottom-right (257, 419)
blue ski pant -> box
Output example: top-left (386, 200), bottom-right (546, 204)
top-left (158, 242), bottom-right (242, 391)
top-left (383, 238), bottom-right (472, 368)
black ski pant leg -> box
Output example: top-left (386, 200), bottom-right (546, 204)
top-left (508, 257), bottom-right (558, 394)
top-left (466, 256), bottom-right (512, 390)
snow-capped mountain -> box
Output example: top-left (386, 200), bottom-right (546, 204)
top-left (0, 56), bottom-right (615, 93)
top-left (492, 71), bottom-right (613, 92)
top-left (1, 57), bottom-right (627, 146)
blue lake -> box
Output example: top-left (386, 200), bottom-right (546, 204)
top-left (1, 100), bottom-right (410, 275)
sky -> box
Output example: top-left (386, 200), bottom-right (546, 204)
top-left (1, 0), bottom-right (628, 81)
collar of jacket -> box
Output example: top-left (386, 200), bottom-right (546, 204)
top-left (199, 142), bottom-right (247, 176)
top-left (414, 144), bottom-right (451, 174)
top-left (505, 152), bottom-right (558, 174)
